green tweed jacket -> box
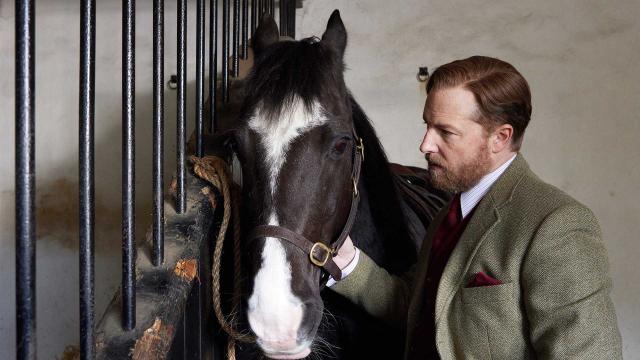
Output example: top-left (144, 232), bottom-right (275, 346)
top-left (332, 154), bottom-right (622, 359)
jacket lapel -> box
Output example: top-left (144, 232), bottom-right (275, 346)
top-left (407, 206), bottom-right (448, 324)
top-left (434, 153), bottom-right (529, 325)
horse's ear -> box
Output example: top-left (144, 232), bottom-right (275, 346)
top-left (252, 15), bottom-right (279, 55)
top-left (321, 10), bottom-right (347, 61)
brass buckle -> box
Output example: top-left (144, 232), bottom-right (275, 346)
top-left (356, 137), bottom-right (365, 161)
top-left (310, 242), bottom-right (332, 267)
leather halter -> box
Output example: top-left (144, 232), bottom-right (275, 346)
top-left (248, 127), bottom-right (364, 285)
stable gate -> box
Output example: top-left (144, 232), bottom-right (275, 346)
top-left (12, 0), bottom-right (299, 358)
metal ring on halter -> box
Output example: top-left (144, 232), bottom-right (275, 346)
top-left (309, 242), bottom-right (332, 267)
top-left (356, 137), bottom-right (365, 161)
top-left (352, 177), bottom-right (359, 198)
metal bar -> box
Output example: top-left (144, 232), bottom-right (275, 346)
top-left (153, 0), bottom-right (165, 266)
top-left (79, 0), bottom-right (96, 357)
top-left (250, 0), bottom-right (257, 36)
top-left (15, 0), bottom-right (36, 358)
top-left (232, 0), bottom-right (240, 77)
top-left (209, 0), bottom-right (218, 132)
top-left (241, 0), bottom-right (248, 59)
top-left (196, 0), bottom-right (205, 157)
top-left (184, 280), bottom-right (203, 359)
top-left (222, 0), bottom-right (230, 103)
top-left (177, 0), bottom-right (187, 213)
top-left (279, 0), bottom-right (287, 36)
top-left (122, 0), bottom-right (137, 331)
top-left (287, 0), bottom-right (295, 38)
top-left (260, 0), bottom-right (266, 17)
top-left (269, 0), bottom-right (274, 16)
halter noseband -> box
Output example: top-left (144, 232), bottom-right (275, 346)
top-left (248, 127), bottom-right (364, 286)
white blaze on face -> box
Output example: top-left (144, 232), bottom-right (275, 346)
top-left (248, 98), bottom-right (326, 195)
top-left (247, 98), bottom-right (326, 354)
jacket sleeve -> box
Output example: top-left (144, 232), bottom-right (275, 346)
top-left (330, 250), bottom-right (414, 329)
top-left (522, 203), bottom-right (622, 359)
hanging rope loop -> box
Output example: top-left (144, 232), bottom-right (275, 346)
top-left (190, 155), bottom-right (255, 360)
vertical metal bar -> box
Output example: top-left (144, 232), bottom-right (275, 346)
top-left (196, 0), bottom-right (205, 157)
top-left (209, 0), bottom-right (218, 133)
top-left (152, 0), bottom-right (165, 266)
top-left (222, 0), bottom-right (230, 103)
top-left (177, 0), bottom-right (187, 213)
top-left (232, 0), bottom-right (239, 77)
top-left (184, 280), bottom-right (203, 359)
top-left (250, 0), bottom-right (257, 36)
top-left (269, 0), bottom-right (274, 16)
top-left (260, 0), bottom-right (266, 17)
top-left (241, 0), bottom-right (248, 59)
top-left (287, 0), bottom-right (295, 38)
top-left (279, 0), bottom-right (287, 36)
top-left (15, 0), bottom-right (36, 358)
top-left (80, 0), bottom-right (96, 357)
top-left (122, 0), bottom-right (136, 331)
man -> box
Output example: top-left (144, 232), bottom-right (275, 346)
top-left (330, 56), bottom-right (622, 359)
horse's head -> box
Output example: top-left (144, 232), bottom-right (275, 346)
top-left (231, 10), bottom-right (358, 359)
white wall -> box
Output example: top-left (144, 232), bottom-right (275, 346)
top-left (1, 0), bottom-right (638, 358)
top-left (298, 0), bottom-right (640, 357)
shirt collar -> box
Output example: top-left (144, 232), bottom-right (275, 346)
top-left (460, 154), bottom-right (517, 219)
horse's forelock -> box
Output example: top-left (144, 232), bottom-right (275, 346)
top-left (244, 38), bottom-right (346, 127)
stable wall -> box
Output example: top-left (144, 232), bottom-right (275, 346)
top-left (1, 0), bottom-right (639, 358)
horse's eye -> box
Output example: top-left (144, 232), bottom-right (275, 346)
top-left (332, 137), bottom-right (351, 155)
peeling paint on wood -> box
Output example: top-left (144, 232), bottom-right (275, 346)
top-left (130, 318), bottom-right (174, 360)
top-left (174, 259), bottom-right (198, 282)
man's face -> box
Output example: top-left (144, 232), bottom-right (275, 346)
top-left (420, 86), bottom-right (493, 193)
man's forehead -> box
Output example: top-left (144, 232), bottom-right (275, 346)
top-left (423, 87), bottom-right (479, 122)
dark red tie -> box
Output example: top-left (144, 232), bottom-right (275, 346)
top-left (430, 193), bottom-right (462, 254)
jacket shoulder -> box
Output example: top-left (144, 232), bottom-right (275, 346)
top-left (508, 168), bottom-right (599, 230)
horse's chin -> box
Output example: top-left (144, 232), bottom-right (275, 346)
top-left (264, 347), bottom-right (311, 360)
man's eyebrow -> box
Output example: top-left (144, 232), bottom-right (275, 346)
top-left (423, 116), bottom-right (461, 133)
top-left (438, 123), bottom-right (460, 132)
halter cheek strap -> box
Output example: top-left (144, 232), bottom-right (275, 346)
top-left (248, 127), bottom-right (364, 285)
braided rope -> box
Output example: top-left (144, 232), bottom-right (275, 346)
top-left (189, 156), bottom-right (255, 360)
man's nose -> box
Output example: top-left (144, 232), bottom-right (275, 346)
top-left (420, 128), bottom-right (438, 154)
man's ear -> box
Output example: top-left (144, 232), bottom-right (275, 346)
top-left (321, 10), bottom-right (347, 61)
top-left (490, 124), bottom-right (514, 153)
top-left (252, 15), bottom-right (279, 56)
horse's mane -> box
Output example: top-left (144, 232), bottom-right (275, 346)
top-left (350, 96), bottom-right (417, 274)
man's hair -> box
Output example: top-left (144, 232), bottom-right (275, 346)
top-left (426, 56), bottom-right (532, 150)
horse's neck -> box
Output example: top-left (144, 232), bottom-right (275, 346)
top-left (347, 96), bottom-right (420, 274)
top-left (350, 168), bottom-right (418, 275)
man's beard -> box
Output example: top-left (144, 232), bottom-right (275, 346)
top-left (426, 145), bottom-right (491, 193)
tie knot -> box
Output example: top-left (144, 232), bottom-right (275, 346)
top-left (446, 194), bottom-right (462, 228)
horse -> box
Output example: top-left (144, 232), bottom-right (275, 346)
top-left (222, 10), bottom-right (447, 359)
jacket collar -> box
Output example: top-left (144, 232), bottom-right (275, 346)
top-left (434, 153), bottom-right (529, 324)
